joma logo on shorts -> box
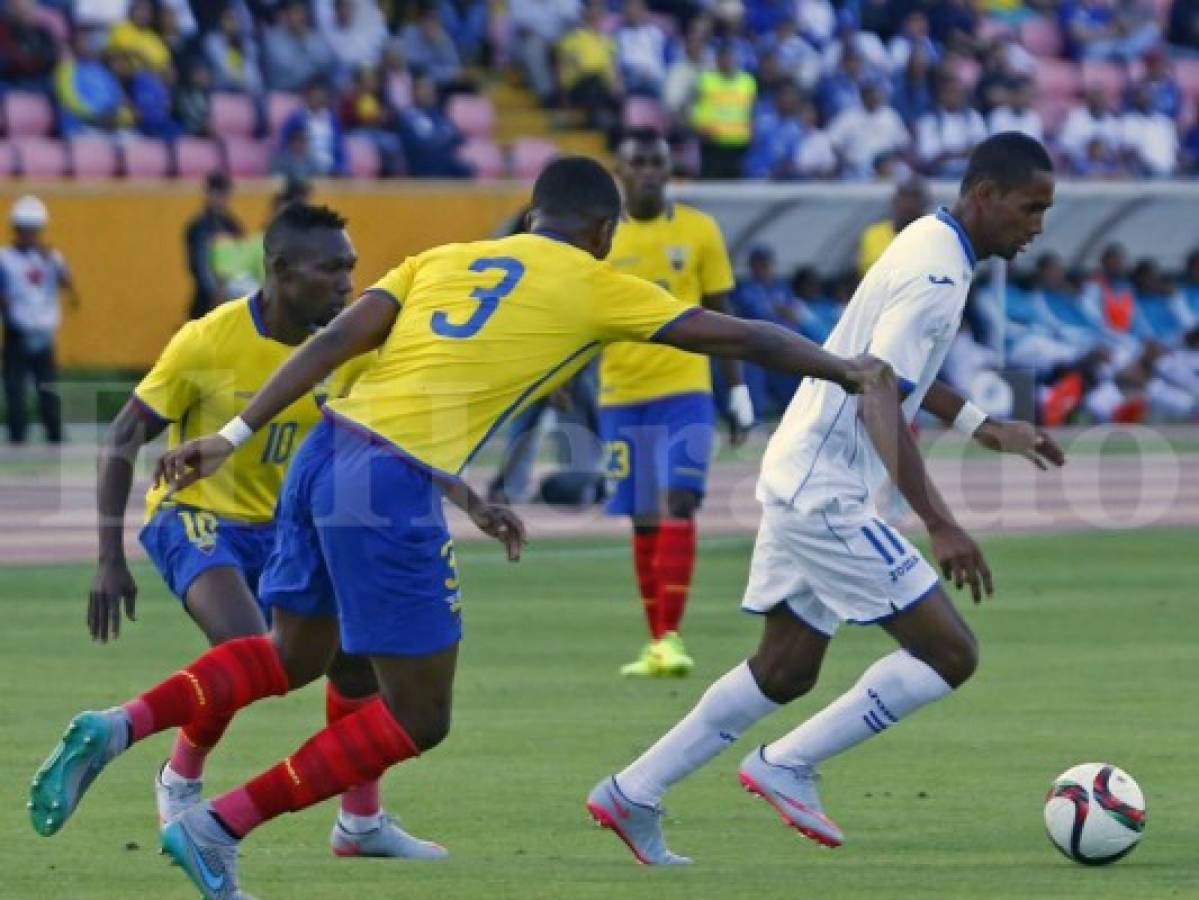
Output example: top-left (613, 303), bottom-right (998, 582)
top-left (890, 556), bottom-right (919, 582)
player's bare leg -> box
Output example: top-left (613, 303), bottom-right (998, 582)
top-left (754, 587), bottom-right (974, 845)
top-left (164, 642), bottom-right (458, 898)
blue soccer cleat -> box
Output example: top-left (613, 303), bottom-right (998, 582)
top-left (29, 710), bottom-right (124, 836)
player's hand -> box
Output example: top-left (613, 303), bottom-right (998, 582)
top-left (469, 503), bottom-right (528, 562)
top-left (842, 353), bottom-right (893, 395)
top-left (974, 419), bottom-right (1066, 471)
top-left (726, 383), bottom-right (754, 446)
top-left (154, 435), bottom-right (236, 492)
top-left (88, 558), bottom-right (137, 642)
top-left (928, 522), bottom-right (992, 604)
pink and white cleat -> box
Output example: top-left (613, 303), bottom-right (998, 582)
top-left (586, 777), bottom-right (692, 865)
top-left (738, 746), bottom-right (844, 848)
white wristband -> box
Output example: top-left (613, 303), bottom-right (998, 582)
top-left (952, 401), bottom-right (988, 436)
top-left (218, 416), bottom-right (254, 448)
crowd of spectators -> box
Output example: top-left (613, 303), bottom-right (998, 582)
top-left (5, 1), bottom-right (1199, 181)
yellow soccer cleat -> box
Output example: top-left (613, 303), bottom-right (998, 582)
top-left (620, 642), bottom-right (657, 676)
top-left (651, 632), bottom-right (694, 677)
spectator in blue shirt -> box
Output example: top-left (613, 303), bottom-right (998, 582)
top-left (278, 79), bottom-right (347, 177)
top-left (397, 73), bottom-right (473, 178)
top-left (743, 81), bottom-right (805, 179)
top-left (891, 42), bottom-right (935, 126)
top-left (1060, 0), bottom-right (1160, 61)
top-left (816, 43), bottom-right (864, 121)
top-left (55, 28), bottom-right (132, 135)
top-left (1129, 46), bottom-right (1182, 120)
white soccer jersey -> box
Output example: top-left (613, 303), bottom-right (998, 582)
top-left (0, 245), bottom-right (67, 333)
top-left (758, 209), bottom-right (976, 513)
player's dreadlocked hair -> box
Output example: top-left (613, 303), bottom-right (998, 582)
top-left (961, 132), bottom-right (1053, 195)
top-left (264, 203), bottom-right (347, 256)
top-left (531, 156), bottom-right (622, 226)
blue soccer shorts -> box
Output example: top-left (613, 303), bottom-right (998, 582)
top-left (598, 391), bottom-right (715, 518)
top-left (258, 415), bottom-right (463, 657)
top-left (139, 504), bottom-right (276, 601)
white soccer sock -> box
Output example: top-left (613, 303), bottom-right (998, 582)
top-left (616, 662), bottom-right (780, 806)
top-left (764, 650), bottom-right (952, 769)
top-left (338, 810), bottom-right (383, 833)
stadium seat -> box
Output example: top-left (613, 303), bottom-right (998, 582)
top-left (174, 137), bottom-right (223, 177)
top-left (510, 137), bottom-right (559, 180)
top-left (1034, 58), bottom-right (1082, 100)
top-left (1020, 16), bottom-right (1063, 58)
top-left (210, 92), bottom-right (256, 139)
top-left (1081, 60), bottom-right (1126, 104)
top-left (266, 92), bottom-right (302, 137)
top-left (2, 91), bottom-right (54, 137)
top-left (222, 137), bottom-right (271, 177)
top-left (623, 97), bottom-right (667, 131)
top-left (68, 135), bottom-right (119, 178)
top-left (15, 138), bottom-right (68, 177)
top-left (1035, 97), bottom-right (1073, 138)
top-left (0, 142), bottom-right (16, 176)
top-left (950, 56), bottom-right (982, 92)
top-left (447, 95), bottom-right (496, 139)
top-left (457, 138), bottom-right (504, 180)
top-left (345, 135), bottom-right (381, 178)
top-left (1175, 59), bottom-right (1199, 105)
top-left (123, 137), bottom-right (171, 178)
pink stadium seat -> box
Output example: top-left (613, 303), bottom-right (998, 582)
top-left (210, 92), bottom-right (256, 139)
top-left (0, 142), bottom-right (16, 176)
top-left (175, 137), bottom-right (223, 177)
top-left (33, 6), bottom-right (69, 47)
top-left (15, 138), bottom-right (68, 177)
top-left (1035, 97), bottom-right (1072, 137)
top-left (222, 137), bottom-right (271, 177)
top-left (950, 56), bottom-right (982, 92)
top-left (68, 135), bottom-right (119, 178)
top-left (3, 91), bottom-right (54, 137)
top-left (447, 95), bottom-right (496, 139)
top-left (510, 137), bottom-right (558, 180)
top-left (266, 92), bottom-right (302, 137)
top-left (1020, 16), bottom-right (1063, 58)
top-left (123, 137), bottom-right (171, 177)
top-left (1034, 58), bottom-right (1082, 100)
top-left (386, 72), bottom-right (412, 110)
top-left (623, 97), bottom-right (666, 131)
top-left (457, 138), bottom-right (504, 180)
top-left (1081, 60), bottom-right (1126, 104)
top-left (345, 135), bottom-right (381, 178)
top-left (976, 17), bottom-right (1013, 44)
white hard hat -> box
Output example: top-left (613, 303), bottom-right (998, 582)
top-left (11, 194), bottom-right (48, 228)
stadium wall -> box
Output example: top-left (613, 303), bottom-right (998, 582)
top-left (4, 180), bottom-right (1196, 368)
top-left (0, 181), bottom-right (525, 368)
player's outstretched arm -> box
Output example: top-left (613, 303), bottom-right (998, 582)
top-left (656, 308), bottom-right (886, 393)
top-left (91, 401), bottom-right (165, 642)
top-left (859, 373), bottom-right (994, 604)
top-left (921, 380), bottom-right (1065, 469)
top-left (434, 474), bottom-right (528, 562)
top-left (155, 291), bottom-right (399, 491)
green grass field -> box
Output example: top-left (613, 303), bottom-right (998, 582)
top-left (2, 529), bottom-right (1196, 899)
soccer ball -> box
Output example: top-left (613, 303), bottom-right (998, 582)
top-left (1044, 763), bottom-right (1146, 865)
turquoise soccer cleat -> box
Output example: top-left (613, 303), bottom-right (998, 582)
top-left (29, 710), bottom-right (123, 836)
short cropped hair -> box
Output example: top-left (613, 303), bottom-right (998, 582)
top-left (264, 203), bottom-right (346, 256)
top-left (531, 156), bottom-right (622, 223)
top-left (960, 132), bottom-right (1053, 195)
top-left (621, 126), bottom-right (665, 146)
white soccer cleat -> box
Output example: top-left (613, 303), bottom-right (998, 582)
top-left (155, 762), bottom-right (203, 825)
top-left (330, 813), bottom-right (449, 859)
top-left (160, 803), bottom-right (251, 899)
top-left (586, 776), bottom-right (692, 865)
top-left (738, 746), bottom-right (844, 848)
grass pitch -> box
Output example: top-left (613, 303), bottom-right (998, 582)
top-left (1, 528), bottom-right (1196, 899)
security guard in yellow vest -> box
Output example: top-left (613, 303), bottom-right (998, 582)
top-left (691, 41), bottom-right (756, 179)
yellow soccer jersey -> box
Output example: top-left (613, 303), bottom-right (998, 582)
top-left (135, 295), bottom-right (372, 522)
top-left (325, 233), bottom-right (696, 475)
top-left (858, 219), bottom-right (896, 274)
top-left (599, 203), bottom-right (734, 406)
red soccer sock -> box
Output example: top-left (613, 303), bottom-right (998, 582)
top-left (326, 681), bottom-right (382, 817)
top-left (655, 518), bottom-right (697, 636)
top-left (121, 636), bottom-right (289, 744)
top-left (211, 697), bottom-right (419, 838)
top-left (168, 713), bottom-right (232, 780)
top-left (632, 528), bottom-right (662, 639)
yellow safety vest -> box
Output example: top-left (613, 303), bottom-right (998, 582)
top-left (691, 70), bottom-right (756, 147)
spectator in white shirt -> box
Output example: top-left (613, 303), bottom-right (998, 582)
top-left (987, 78), bottom-right (1044, 142)
top-left (888, 10), bottom-right (938, 73)
top-left (509, 0), bottom-right (581, 104)
top-left (1058, 86), bottom-right (1122, 168)
top-left (263, 0), bottom-right (338, 93)
top-left (796, 0), bottom-right (836, 48)
top-left (1120, 81), bottom-right (1178, 176)
top-left (828, 77), bottom-right (910, 178)
top-left (763, 17), bottom-right (822, 91)
top-left (915, 70), bottom-right (987, 176)
top-left (794, 96), bottom-right (838, 178)
top-left (617, 0), bottom-right (667, 96)
top-left (317, 0), bottom-right (387, 75)
top-left (663, 20), bottom-right (710, 122)
top-left (821, 9), bottom-right (888, 76)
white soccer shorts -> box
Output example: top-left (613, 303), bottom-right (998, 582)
top-left (741, 498), bottom-right (941, 636)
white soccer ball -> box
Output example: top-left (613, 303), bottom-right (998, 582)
top-left (1044, 763), bottom-right (1146, 865)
